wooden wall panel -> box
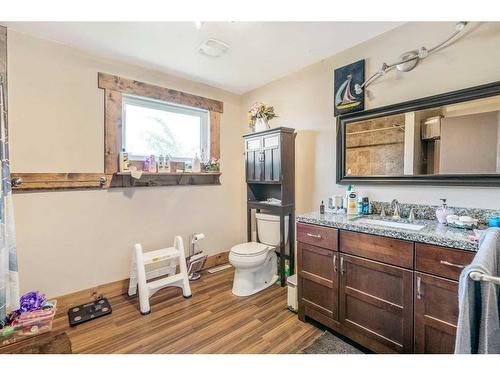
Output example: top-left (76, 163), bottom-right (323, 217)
top-left (11, 173), bottom-right (108, 191)
top-left (210, 111), bottom-right (221, 160)
top-left (104, 90), bottom-right (122, 174)
top-left (98, 73), bottom-right (223, 113)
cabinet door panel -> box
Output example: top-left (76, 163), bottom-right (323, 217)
top-left (298, 242), bottom-right (338, 320)
top-left (339, 254), bottom-right (413, 353)
top-left (263, 148), bottom-right (280, 181)
top-left (263, 134), bottom-right (281, 182)
top-left (414, 272), bottom-right (458, 354)
top-left (245, 150), bottom-right (263, 182)
top-left (246, 138), bottom-right (262, 151)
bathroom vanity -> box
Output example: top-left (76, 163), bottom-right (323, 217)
top-left (296, 213), bottom-right (477, 354)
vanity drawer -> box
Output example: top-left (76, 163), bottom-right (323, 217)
top-left (339, 230), bottom-right (413, 269)
top-left (415, 243), bottom-right (474, 281)
top-left (297, 223), bottom-right (338, 251)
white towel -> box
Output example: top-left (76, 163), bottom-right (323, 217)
top-left (455, 228), bottom-right (500, 354)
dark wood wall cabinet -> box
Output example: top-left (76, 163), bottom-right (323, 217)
top-left (297, 223), bottom-right (474, 354)
top-left (244, 127), bottom-right (296, 287)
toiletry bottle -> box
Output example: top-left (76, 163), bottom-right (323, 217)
top-left (165, 154), bottom-right (171, 173)
top-left (119, 148), bottom-right (130, 172)
top-left (148, 155), bottom-right (157, 173)
top-left (436, 198), bottom-right (454, 224)
top-left (192, 153), bottom-right (201, 173)
top-left (347, 190), bottom-right (358, 215)
top-left (328, 197), bottom-right (334, 210)
top-left (143, 156), bottom-right (150, 172)
top-left (343, 185), bottom-right (352, 210)
top-left (357, 197), bottom-right (364, 215)
top-left (158, 155), bottom-right (165, 172)
top-left (320, 201), bottom-right (325, 214)
top-left (363, 197), bottom-right (370, 215)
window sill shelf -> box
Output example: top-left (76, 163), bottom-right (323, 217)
top-left (115, 171), bottom-right (220, 176)
top-left (110, 171), bottom-right (221, 188)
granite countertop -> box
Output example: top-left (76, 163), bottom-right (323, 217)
top-left (297, 212), bottom-right (481, 252)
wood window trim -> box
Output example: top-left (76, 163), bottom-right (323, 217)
top-left (100, 73), bottom-right (223, 187)
top-left (11, 73), bottom-right (223, 192)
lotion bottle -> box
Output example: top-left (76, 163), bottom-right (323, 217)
top-left (347, 190), bottom-right (358, 215)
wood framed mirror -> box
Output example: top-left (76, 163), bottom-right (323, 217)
top-left (336, 81), bottom-right (500, 186)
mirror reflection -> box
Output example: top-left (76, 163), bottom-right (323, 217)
top-left (345, 95), bottom-right (500, 176)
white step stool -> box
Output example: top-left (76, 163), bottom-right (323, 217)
top-left (128, 236), bottom-right (192, 315)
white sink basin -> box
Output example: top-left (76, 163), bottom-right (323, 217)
top-left (354, 218), bottom-right (426, 231)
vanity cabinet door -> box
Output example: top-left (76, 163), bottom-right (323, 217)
top-left (339, 254), bottom-right (413, 353)
top-left (262, 134), bottom-right (281, 182)
top-left (297, 242), bottom-right (339, 320)
top-left (245, 137), bottom-right (263, 182)
top-left (414, 272), bottom-right (458, 354)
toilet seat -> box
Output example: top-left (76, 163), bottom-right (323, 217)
top-left (230, 242), bottom-right (271, 257)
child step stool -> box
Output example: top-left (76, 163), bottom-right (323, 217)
top-left (128, 236), bottom-right (192, 315)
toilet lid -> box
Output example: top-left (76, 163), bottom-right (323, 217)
top-left (231, 242), bottom-right (271, 256)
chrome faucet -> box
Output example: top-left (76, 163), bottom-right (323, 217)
top-left (408, 208), bottom-right (416, 222)
top-left (391, 199), bottom-right (401, 219)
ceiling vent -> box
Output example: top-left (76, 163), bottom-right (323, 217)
top-left (198, 39), bottom-right (230, 58)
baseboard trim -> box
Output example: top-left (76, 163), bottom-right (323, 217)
top-left (55, 251), bottom-right (229, 312)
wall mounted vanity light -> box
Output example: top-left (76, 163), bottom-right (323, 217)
top-left (354, 22), bottom-right (469, 94)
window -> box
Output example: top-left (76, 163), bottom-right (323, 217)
top-left (122, 95), bottom-right (209, 161)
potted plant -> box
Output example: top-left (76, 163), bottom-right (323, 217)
top-left (247, 102), bottom-right (278, 132)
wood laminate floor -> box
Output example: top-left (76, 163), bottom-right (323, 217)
top-left (52, 268), bottom-right (322, 353)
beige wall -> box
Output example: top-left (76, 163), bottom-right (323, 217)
top-left (440, 111), bottom-right (499, 174)
top-left (7, 30), bottom-right (246, 297)
top-left (242, 22), bottom-right (500, 214)
top-left (8, 22), bottom-right (500, 298)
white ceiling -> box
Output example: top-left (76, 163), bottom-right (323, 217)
top-left (5, 22), bottom-right (403, 94)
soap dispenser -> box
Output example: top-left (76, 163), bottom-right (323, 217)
top-left (436, 198), bottom-right (454, 224)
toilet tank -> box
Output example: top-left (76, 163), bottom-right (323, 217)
top-left (256, 213), bottom-right (289, 246)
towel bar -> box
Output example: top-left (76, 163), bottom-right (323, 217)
top-left (469, 271), bottom-right (500, 285)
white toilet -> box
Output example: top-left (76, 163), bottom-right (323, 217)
top-left (229, 213), bottom-right (289, 296)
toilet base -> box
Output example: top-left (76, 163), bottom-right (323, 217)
top-left (232, 273), bottom-right (279, 297)
top-left (231, 252), bottom-right (278, 297)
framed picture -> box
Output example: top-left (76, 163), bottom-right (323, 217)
top-left (334, 59), bottom-right (365, 116)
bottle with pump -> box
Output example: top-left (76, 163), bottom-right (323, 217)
top-left (347, 186), bottom-right (358, 215)
top-left (343, 185), bottom-right (352, 211)
top-left (436, 198), bottom-right (454, 224)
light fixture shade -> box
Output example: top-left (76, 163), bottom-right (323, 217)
top-left (198, 39), bottom-right (230, 57)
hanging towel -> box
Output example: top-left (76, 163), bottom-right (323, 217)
top-left (455, 227), bottom-right (500, 354)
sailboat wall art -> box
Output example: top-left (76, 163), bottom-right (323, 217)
top-left (334, 59), bottom-right (365, 116)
